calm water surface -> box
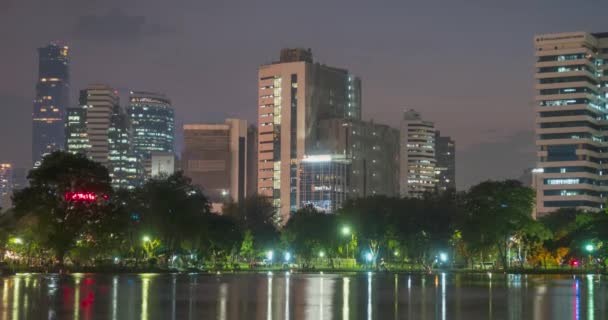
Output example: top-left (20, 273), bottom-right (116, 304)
top-left (0, 272), bottom-right (607, 319)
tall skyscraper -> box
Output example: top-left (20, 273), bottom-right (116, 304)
top-left (182, 119), bottom-right (249, 203)
top-left (435, 131), bottom-right (455, 192)
top-left (534, 32), bottom-right (608, 216)
top-left (32, 43), bottom-right (70, 166)
top-left (75, 85), bottom-right (119, 166)
top-left (0, 164), bottom-right (13, 210)
top-left (257, 48), bottom-right (362, 221)
top-left (108, 105), bottom-right (140, 189)
top-left (400, 109), bottom-right (436, 198)
top-left (127, 91), bottom-right (175, 165)
top-left (67, 85), bottom-right (140, 189)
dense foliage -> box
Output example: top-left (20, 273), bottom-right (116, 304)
top-left (1, 152), bottom-right (607, 271)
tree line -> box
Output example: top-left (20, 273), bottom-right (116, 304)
top-left (0, 151), bottom-right (607, 271)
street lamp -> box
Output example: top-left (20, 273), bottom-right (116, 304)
top-left (319, 251), bottom-right (325, 258)
top-left (341, 226), bottom-right (351, 235)
top-left (439, 252), bottom-right (448, 263)
top-left (341, 226), bottom-right (353, 259)
top-left (10, 237), bottom-right (23, 245)
top-left (365, 252), bottom-right (373, 263)
top-left (284, 252), bottom-right (291, 263)
top-left (585, 244), bottom-right (594, 253)
top-left (142, 235), bottom-right (151, 243)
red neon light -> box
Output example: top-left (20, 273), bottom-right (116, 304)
top-left (65, 192), bottom-right (97, 202)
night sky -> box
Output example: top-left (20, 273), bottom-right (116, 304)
top-left (2, 0), bottom-right (608, 189)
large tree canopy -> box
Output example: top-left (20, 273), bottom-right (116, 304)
top-left (12, 151), bottom-right (113, 263)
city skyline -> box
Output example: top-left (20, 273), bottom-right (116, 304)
top-left (3, 1), bottom-right (608, 189)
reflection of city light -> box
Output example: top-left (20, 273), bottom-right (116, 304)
top-left (218, 283), bottom-right (228, 320)
top-left (12, 277), bottom-right (20, 320)
top-left (2, 279), bottom-right (8, 320)
top-left (267, 273), bottom-right (272, 320)
top-left (285, 273), bottom-right (290, 320)
top-left (73, 274), bottom-right (82, 320)
top-left (367, 272), bottom-right (372, 320)
top-left (394, 274), bottom-right (399, 317)
top-left (574, 278), bottom-right (580, 320)
top-left (319, 277), bottom-right (325, 319)
top-left (343, 277), bottom-right (350, 320)
top-left (142, 277), bottom-right (150, 320)
top-left (587, 275), bottom-right (594, 320)
top-left (441, 273), bottom-right (446, 320)
top-left (112, 276), bottom-right (118, 320)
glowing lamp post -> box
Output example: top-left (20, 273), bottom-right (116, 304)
top-left (341, 226), bottom-right (353, 258)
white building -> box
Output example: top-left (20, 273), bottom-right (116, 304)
top-left (534, 32), bottom-right (608, 216)
top-left (400, 109), bottom-right (436, 198)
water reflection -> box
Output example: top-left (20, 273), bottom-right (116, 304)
top-left (0, 272), bottom-right (606, 319)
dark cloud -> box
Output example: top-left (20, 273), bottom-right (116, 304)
top-left (458, 130), bottom-right (536, 189)
top-left (73, 8), bottom-right (173, 41)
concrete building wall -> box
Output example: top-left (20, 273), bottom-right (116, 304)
top-left (534, 32), bottom-right (608, 216)
top-left (182, 119), bottom-right (248, 203)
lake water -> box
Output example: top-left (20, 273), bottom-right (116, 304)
top-left (0, 272), bottom-right (606, 319)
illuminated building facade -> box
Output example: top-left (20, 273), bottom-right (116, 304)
top-left (534, 32), bottom-right (608, 215)
top-left (257, 48), bottom-right (362, 222)
top-left (400, 109), bottom-right (436, 198)
top-left (150, 152), bottom-right (176, 177)
top-left (127, 91), bottom-right (175, 172)
top-left (435, 131), bottom-right (455, 192)
top-left (68, 85), bottom-right (140, 189)
top-left (299, 155), bottom-right (351, 213)
top-left (182, 119), bottom-right (249, 203)
top-left (0, 164), bottom-right (13, 210)
top-left (32, 43), bottom-right (70, 166)
top-left (66, 107), bottom-right (89, 154)
top-left (109, 105), bottom-right (141, 189)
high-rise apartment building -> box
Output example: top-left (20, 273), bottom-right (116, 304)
top-left (257, 48), bottom-right (362, 221)
top-left (127, 91), bottom-right (175, 165)
top-left (534, 32), bottom-right (608, 215)
top-left (0, 164), bottom-right (13, 210)
top-left (32, 43), bottom-right (70, 166)
top-left (435, 131), bottom-right (456, 192)
top-left (400, 109), bottom-right (436, 198)
top-left (182, 119), bottom-right (249, 203)
top-left (67, 85), bottom-right (140, 189)
top-left (317, 118), bottom-right (400, 198)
